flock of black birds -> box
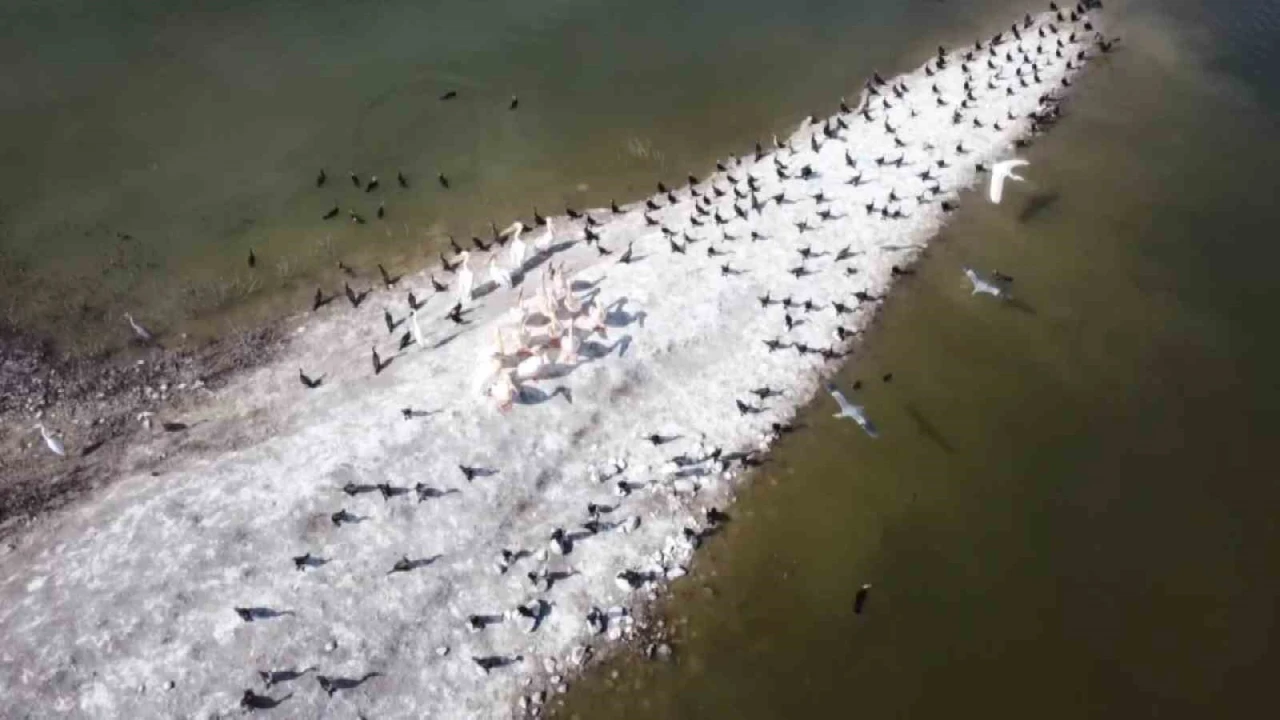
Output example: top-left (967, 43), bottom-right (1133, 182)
top-left (225, 3), bottom-right (1113, 713)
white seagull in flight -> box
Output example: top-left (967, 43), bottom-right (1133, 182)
top-left (826, 383), bottom-right (878, 438)
top-left (963, 267), bottom-right (1004, 297)
top-left (988, 158), bottom-right (1029, 204)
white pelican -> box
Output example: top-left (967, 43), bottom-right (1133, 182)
top-left (825, 383), bottom-right (878, 438)
top-left (504, 221), bottom-right (529, 270)
top-left (488, 256), bottom-right (513, 289)
top-left (559, 325), bottom-right (580, 364)
top-left (963, 267), bottom-right (1004, 297)
top-left (473, 330), bottom-right (508, 395)
top-left (33, 423), bottom-right (65, 456)
top-left (124, 312), bottom-right (154, 343)
top-left (533, 217), bottom-right (555, 252)
top-left (988, 158), bottom-right (1029, 204)
top-left (456, 251), bottom-right (475, 305)
top-left (562, 287), bottom-right (583, 315)
top-left (409, 309), bottom-right (426, 347)
top-left (490, 369), bottom-right (518, 412)
top-left (586, 301), bottom-right (608, 338)
top-left (515, 345), bottom-right (550, 381)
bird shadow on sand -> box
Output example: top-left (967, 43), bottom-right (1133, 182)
top-left (516, 384), bottom-right (573, 406)
top-left (905, 403), bottom-right (955, 455)
top-left (235, 607), bottom-right (295, 622)
top-left (259, 668), bottom-right (316, 687)
top-left (318, 672), bottom-right (383, 696)
top-left (432, 330), bottom-right (468, 349)
top-left (1018, 191), bottom-right (1059, 223)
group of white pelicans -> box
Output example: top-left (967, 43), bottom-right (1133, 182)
top-left (440, 218), bottom-right (609, 412)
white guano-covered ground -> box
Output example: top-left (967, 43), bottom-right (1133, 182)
top-left (0, 7), bottom-right (1103, 718)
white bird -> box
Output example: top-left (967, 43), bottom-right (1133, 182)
top-left (490, 369), bottom-right (518, 412)
top-left (515, 345), bottom-right (550, 381)
top-left (33, 423), bottom-right (65, 456)
top-left (559, 325), bottom-right (579, 365)
top-left (503, 221), bottom-right (529, 270)
top-left (409, 309), bottom-right (426, 347)
top-left (988, 158), bottom-right (1029, 204)
top-left (963, 267), bottom-right (1004, 297)
top-left (123, 312), bottom-right (154, 343)
top-left (532, 217), bottom-right (554, 252)
top-left (825, 383), bottom-right (878, 438)
top-left (456, 252), bottom-right (474, 305)
top-left (488, 256), bottom-right (513, 289)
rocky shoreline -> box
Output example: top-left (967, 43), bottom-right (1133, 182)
top-left (0, 321), bottom-right (286, 537)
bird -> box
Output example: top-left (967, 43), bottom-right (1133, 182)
top-left (988, 158), bottom-right (1029, 204)
top-left (366, 175), bottom-right (380, 193)
top-left (509, 95), bottom-right (519, 110)
top-left (33, 423), bottom-right (65, 456)
top-left (488, 256), bottom-right (513, 289)
top-left (298, 369), bottom-right (322, 389)
top-left (826, 383), bottom-right (878, 438)
top-left (378, 263), bottom-right (398, 288)
top-left (315, 169), bottom-right (326, 187)
top-left (456, 251), bottom-right (475, 305)
top-left (123, 313), bottom-right (155, 344)
top-left (854, 583), bottom-right (872, 614)
top-left (247, 248), bottom-right (256, 268)
top-left (322, 206), bottom-right (339, 220)
top-left (459, 465), bottom-right (483, 482)
top-left (963, 267), bottom-right (1004, 297)
top-left (397, 171), bottom-right (409, 188)
top-left (440, 90), bottom-right (457, 100)
top-left (372, 347), bottom-right (385, 375)
top-left (438, 173), bottom-right (451, 189)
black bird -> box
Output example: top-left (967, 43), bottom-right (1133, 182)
top-left (735, 399), bottom-right (759, 415)
top-left (241, 689), bottom-right (288, 711)
top-left (472, 236), bottom-right (490, 252)
top-left (372, 347), bottom-right (385, 375)
top-left (459, 464), bottom-right (482, 482)
top-left (366, 176), bottom-right (380, 193)
top-left (292, 553), bottom-right (317, 571)
top-left (299, 369), bottom-right (322, 389)
top-left (407, 291), bottom-right (423, 311)
top-left (509, 95), bottom-right (519, 110)
top-left (378, 263), bottom-right (398, 288)
top-left (669, 238), bottom-right (685, 254)
top-left (438, 173), bottom-right (450, 189)
top-left (376, 202), bottom-right (385, 219)
top-left (322, 206), bottom-right (339, 220)
top-left (440, 90), bottom-right (458, 100)
top-left (350, 172), bottom-right (361, 188)
top-left (784, 313), bottom-right (796, 331)
top-left (610, 199), bottom-right (622, 214)
top-left (758, 292), bottom-right (776, 308)
top-left (398, 171), bottom-right (409, 188)
top-left (430, 274), bottom-right (447, 293)
top-left (619, 242), bottom-right (635, 264)
top-left (446, 303), bottom-right (465, 325)
top-left (343, 282), bottom-right (364, 308)
top-left (331, 509), bottom-right (356, 526)
top-left (316, 169), bottom-right (326, 187)
top-left (384, 309), bottom-right (399, 334)
top-left (764, 338), bottom-right (788, 352)
top-left (832, 301), bottom-right (853, 315)
top-left (246, 248), bottom-right (257, 269)
top-left (440, 253), bottom-right (460, 274)
top-left (312, 288), bottom-right (331, 311)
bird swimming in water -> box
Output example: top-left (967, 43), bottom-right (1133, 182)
top-left (854, 583), bottom-right (872, 614)
top-left (826, 382), bottom-right (878, 438)
top-left (397, 171), bottom-right (409, 188)
top-left (322, 206), bottom-right (339, 220)
top-left (247, 248), bottom-right (256, 268)
top-left (509, 95), bottom-right (519, 110)
top-left (963, 267), bottom-right (1004, 297)
top-left (440, 90), bottom-right (457, 100)
top-left (365, 175), bottom-right (380, 193)
top-left (33, 423), bottom-right (65, 457)
top-left (438, 173), bottom-right (450, 189)
top-left (315, 169), bottom-right (326, 187)
top-left (989, 158), bottom-right (1030, 204)
top-left (350, 172), bottom-right (361, 188)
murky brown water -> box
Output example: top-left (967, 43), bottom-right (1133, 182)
top-left (556, 0), bottom-right (1280, 717)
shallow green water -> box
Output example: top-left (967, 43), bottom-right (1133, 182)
top-left (1, 0), bottom-right (1037, 353)
top-left (556, 1), bottom-right (1280, 718)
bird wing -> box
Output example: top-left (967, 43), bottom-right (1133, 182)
top-left (988, 173), bottom-right (1006, 204)
top-left (826, 383), bottom-right (855, 415)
